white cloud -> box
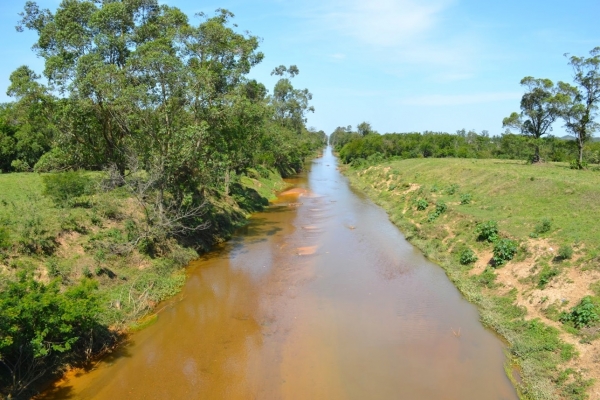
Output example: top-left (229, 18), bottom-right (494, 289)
top-left (330, 53), bottom-right (346, 60)
top-left (398, 92), bottom-right (521, 106)
top-left (323, 0), bottom-right (450, 47)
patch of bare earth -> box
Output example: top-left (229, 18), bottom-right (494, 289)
top-left (477, 237), bottom-right (600, 398)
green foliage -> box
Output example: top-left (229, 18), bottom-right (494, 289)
top-left (427, 201), bottom-right (447, 222)
top-left (415, 199), bottom-right (428, 211)
top-left (492, 238), bottom-right (518, 266)
top-left (534, 218), bottom-right (552, 235)
top-left (445, 184), bottom-right (459, 195)
top-left (459, 247), bottom-right (478, 265)
top-left (0, 273), bottom-right (103, 396)
top-left (460, 193), bottom-right (472, 204)
top-left (538, 266), bottom-right (560, 288)
top-left (557, 244), bottom-right (573, 261)
top-left (42, 171), bottom-right (93, 207)
top-left (560, 296), bottom-right (599, 329)
top-left (475, 220), bottom-right (499, 242)
top-left (0, 226), bottom-right (10, 252)
top-left (476, 267), bottom-right (497, 288)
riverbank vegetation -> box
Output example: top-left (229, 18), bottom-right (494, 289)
top-left (0, 0), bottom-right (325, 397)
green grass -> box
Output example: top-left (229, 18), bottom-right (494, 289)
top-left (345, 158), bottom-right (600, 400)
top-left (0, 167), bottom-right (287, 341)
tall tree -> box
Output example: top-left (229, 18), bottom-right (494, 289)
top-left (270, 65), bottom-right (314, 134)
top-left (558, 47), bottom-right (600, 169)
top-left (502, 76), bottom-right (563, 162)
top-left (357, 121), bottom-right (373, 136)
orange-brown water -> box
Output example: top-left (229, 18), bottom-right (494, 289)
top-left (41, 147), bottom-right (517, 399)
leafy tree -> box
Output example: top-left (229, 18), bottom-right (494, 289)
top-left (357, 121), bottom-right (374, 136)
top-left (270, 65), bottom-right (315, 134)
top-left (502, 77), bottom-right (563, 162)
top-left (558, 47), bottom-right (600, 169)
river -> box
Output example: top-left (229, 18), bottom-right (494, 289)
top-left (41, 146), bottom-right (517, 399)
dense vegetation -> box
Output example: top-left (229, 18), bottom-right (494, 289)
top-left (0, 0), bottom-right (325, 397)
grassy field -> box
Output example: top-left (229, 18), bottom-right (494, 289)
top-left (345, 158), bottom-right (600, 400)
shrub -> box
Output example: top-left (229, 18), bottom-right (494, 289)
top-left (557, 244), bottom-right (573, 261)
top-left (459, 248), bottom-right (478, 265)
top-left (33, 147), bottom-right (71, 172)
top-left (560, 296), bottom-right (599, 328)
top-left (538, 266), bottom-right (560, 289)
top-left (415, 199), bottom-right (428, 211)
top-left (426, 201), bottom-right (447, 222)
top-left (42, 171), bottom-right (94, 207)
top-left (534, 218), bottom-right (552, 235)
top-left (435, 201), bottom-right (447, 214)
top-left (460, 193), bottom-right (472, 204)
top-left (446, 184), bottom-right (459, 195)
top-left (476, 267), bottom-right (497, 288)
top-left (475, 220), bottom-right (499, 242)
top-left (10, 159), bottom-right (30, 172)
top-left (0, 273), bottom-right (103, 396)
top-left (492, 238), bottom-right (518, 266)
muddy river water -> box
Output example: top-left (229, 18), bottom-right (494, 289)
top-left (42, 147), bottom-right (517, 399)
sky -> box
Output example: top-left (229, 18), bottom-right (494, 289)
top-left (0, 0), bottom-right (599, 136)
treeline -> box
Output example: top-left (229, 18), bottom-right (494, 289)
top-left (330, 128), bottom-right (600, 166)
top-left (0, 1), bottom-right (325, 397)
top-left (332, 46), bottom-right (600, 168)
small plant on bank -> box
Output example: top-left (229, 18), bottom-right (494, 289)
top-left (557, 244), bottom-right (574, 261)
top-left (459, 248), bottom-right (478, 265)
top-left (534, 218), bottom-right (552, 235)
top-left (460, 193), bottom-right (472, 204)
top-left (492, 238), bottom-right (518, 266)
top-left (560, 296), bottom-right (599, 329)
top-left (426, 201), bottom-right (447, 222)
top-left (445, 183), bottom-right (459, 195)
top-left (538, 265), bottom-right (560, 289)
top-left (475, 220), bottom-right (499, 242)
top-left (415, 199), bottom-right (428, 211)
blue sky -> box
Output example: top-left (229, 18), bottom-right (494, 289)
top-left (1, 0), bottom-right (598, 135)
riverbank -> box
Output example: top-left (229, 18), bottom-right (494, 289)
top-left (0, 166), bottom-right (296, 398)
top-left (343, 157), bottom-right (600, 400)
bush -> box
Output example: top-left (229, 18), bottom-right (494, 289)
top-left (0, 273), bottom-right (103, 397)
top-left (42, 171), bottom-right (94, 207)
top-left (557, 244), bottom-right (573, 261)
top-left (476, 267), bottom-right (497, 288)
top-left (459, 248), bottom-right (478, 265)
top-left (475, 220), bottom-right (499, 242)
top-left (446, 184), bottom-right (459, 195)
top-left (538, 266), bottom-right (560, 289)
top-left (460, 193), bottom-right (472, 204)
top-left (427, 201), bottom-right (448, 222)
top-left (10, 159), bottom-right (30, 172)
top-left (560, 296), bottom-right (599, 328)
top-left (534, 218), bottom-right (552, 235)
top-left (415, 199), bottom-right (428, 211)
top-left (492, 238), bottom-right (518, 266)
top-left (33, 147), bottom-right (71, 173)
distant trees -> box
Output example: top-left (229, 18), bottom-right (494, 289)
top-left (558, 47), bottom-right (600, 169)
top-left (504, 47), bottom-right (600, 168)
top-left (502, 77), bottom-right (564, 163)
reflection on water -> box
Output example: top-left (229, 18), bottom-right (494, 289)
top-left (40, 147), bottom-right (517, 400)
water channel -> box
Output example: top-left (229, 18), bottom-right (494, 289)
top-left (42, 146), bottom-right (517, 399)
